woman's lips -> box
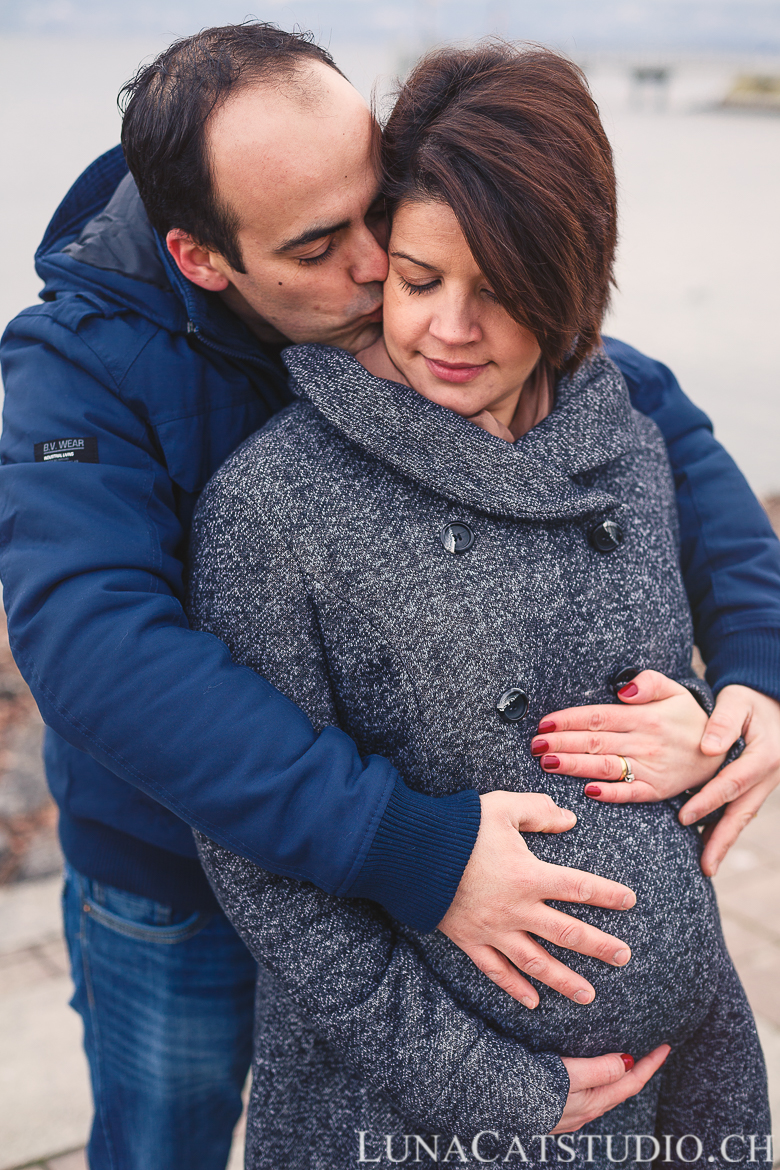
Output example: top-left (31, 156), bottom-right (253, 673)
top-left (424, 356), bottom-right (489, 384)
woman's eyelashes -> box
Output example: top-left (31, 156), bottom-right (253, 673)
top-left (398, 275), bottom-right (501, 302)
top-left (399, 276), bottom-right (439, 295)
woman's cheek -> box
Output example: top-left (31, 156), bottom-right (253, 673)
top-left (385, 294), bottom-right (427, 362)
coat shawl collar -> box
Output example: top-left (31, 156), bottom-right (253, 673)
top-left (283, 344), bottom-right (640, 521)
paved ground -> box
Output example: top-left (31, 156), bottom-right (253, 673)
top-left (1, 503), bottom-right (779, 1168)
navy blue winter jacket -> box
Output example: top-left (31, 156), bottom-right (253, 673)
top-left (1, 146), bottom-right (779, 924)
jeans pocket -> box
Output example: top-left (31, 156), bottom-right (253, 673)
top-left (82, 895), bottom-right (213, 945)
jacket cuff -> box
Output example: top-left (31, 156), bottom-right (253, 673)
top-left (346, 778), bottom-right (481, 933)
top-left (703, 628), bottom-right (780, 704)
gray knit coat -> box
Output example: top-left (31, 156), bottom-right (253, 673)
top-left (187, 346), bottom-right (766, 1168)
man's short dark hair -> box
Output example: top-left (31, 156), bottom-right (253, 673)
top-left (119, 22), bottom-right (343, 272)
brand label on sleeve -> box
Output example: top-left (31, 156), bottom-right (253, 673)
top-left (34, 437), bottom-right (99, 463)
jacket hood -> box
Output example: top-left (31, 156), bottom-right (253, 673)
top-left (34, 145), bottom-right (270, 360)
top-left (283, 344), bottom-right (638, 521)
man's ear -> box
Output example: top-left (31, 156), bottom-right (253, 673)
top-left (166, 229), bottom-right (231, 292)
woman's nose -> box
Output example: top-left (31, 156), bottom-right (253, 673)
top-left (429, 300), bottom-right (482, 347)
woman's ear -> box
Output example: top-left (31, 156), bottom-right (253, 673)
top-left (166, 229), bottom-right (231, 292)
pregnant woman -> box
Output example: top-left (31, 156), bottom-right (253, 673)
top-left (187, 44), bottom-right (769, 1167)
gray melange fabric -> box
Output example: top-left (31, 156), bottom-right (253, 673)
top-left (187, 346), bottom-right (769, 1168)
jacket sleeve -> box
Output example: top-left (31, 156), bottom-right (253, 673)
top-left (0, 305), bottom-right (478, 930)
top-left (187, 469), bottom-right (569, 1136)
top-left (604, 337), bottom-right (780, 703)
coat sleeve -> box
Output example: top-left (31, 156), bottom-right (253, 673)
top-left (187, 467), bottom-right (570, 1135)
top-left (0, 305), bottom-right (478, 929)
top-left (604, 337), bottom-right (780, 703)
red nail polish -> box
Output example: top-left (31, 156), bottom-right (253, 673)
top-left (531, 739), bottom-right (549, 756)
top-left (541, 755), bottom-right (560, 770)
top-left (617, 682), bottom-right (639, 698)
top-left (538, 720), bottom-right (556, 733)
top-left (620, 1053), bottom-right (634, 1071)
top-left (584, 784), bottom-right (601, 796)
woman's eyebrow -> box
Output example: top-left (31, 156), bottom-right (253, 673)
top-left (390, 250), bottom-right (438, 271)
top-left (276, 219), bottom-right (351, 254)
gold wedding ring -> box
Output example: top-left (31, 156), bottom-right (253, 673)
top-left (617, 755), bottom-right (635, 783)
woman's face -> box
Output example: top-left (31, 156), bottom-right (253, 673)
top-left (382, 199), bottom-right (541, 425)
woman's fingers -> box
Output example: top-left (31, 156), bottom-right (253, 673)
top-left (562, 1051), bottom-right (634, 1093)
top-left (536, 704), bottom-right (636, 735)
top-left (613, 670), bottom-right (688, 704)
top-left (538, 671), bottom-right (688, 734)
top-left (531, 731), bottom-right (645, 759)
top-left (536, 750), bottom-right (647, 784)
top-left (578, 1044), bottom-right (671, 1119)
top-left (553, 1045), bottom-right (671, 1133)
top-left (581, 778), bottom-right (658, 803)
top-left (535, 749), bottom-right (661, 801)
top-left (539, 752), bottom-right (624, 780)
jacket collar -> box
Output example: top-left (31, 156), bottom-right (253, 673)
top-left (283, 344), bottom-right (639, 520)
top-left (39, 169), bottom-right (281, 367)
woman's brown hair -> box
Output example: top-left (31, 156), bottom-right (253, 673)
top-left (382, 43), bottom-right (617, 373)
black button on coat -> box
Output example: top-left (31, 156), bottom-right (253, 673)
top-left (590, 518), bottom-right (625, 552)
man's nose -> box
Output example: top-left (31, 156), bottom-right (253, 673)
top-left (349, 224), bottom-right (389, 285)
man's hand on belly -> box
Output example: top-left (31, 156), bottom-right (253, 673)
top-left (437, 791), bottom-right (635, 1009)
top-left (686, 685), bottom-right (780, 876)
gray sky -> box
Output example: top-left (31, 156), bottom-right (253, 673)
top-left (1, 0), bottom-right (779, 52)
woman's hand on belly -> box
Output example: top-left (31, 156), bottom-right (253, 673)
top-left (530, 671), bottom-right (725, 802)
top-left (438, 792), bottom-right (636, 1010)
top-left (551, 1045), bottom-right (671, 1134)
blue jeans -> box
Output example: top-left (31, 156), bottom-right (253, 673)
top-left (62, 864), bottom-right (257, 1170)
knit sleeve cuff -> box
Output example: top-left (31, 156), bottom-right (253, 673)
top-left (346, 778), bottom-right (481, 933)
top-left (703, 628), bottom-right (780, 704)
top-left (680, 675), bottom-right (714, 713)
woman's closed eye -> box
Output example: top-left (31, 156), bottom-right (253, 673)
top-left (399, 276), bottom-right (440, 295)
top-left (398, 276), bottom-right (500, 302)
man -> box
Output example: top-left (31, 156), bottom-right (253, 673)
top-left (1, 22), bottom-right (779, 1170)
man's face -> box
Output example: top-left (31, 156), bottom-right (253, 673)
top-left (204, 64), bottom-right (388, 354)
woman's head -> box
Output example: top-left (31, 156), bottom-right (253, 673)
top-left (379, 43), bottom-right (617, 417)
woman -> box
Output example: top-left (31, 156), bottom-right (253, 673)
top-left (187, 44), bottom-right (768, 1167)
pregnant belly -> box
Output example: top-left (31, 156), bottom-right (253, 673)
top-left (415, 796), bottom-right (722, 1058)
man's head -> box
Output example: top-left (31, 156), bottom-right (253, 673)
top-left (121, 23), bottom-right (387, 353)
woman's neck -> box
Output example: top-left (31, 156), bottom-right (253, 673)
top-left (355, 337), bottom-right (553, 442)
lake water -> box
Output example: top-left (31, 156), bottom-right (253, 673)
top-left (1, 35), bottom-right (778, 494)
